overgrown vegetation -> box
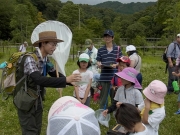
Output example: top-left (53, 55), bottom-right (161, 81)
top-left (1, 0), bottom-right (180, 45)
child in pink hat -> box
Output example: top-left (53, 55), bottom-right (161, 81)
top-left (103, 67), bottom-right (143, 116)
top-left (138, 80), bottom-right (167, 135)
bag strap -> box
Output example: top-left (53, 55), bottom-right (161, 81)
top-left (134, 54), bottom-right (139, 68)
top-left (117, 46), bottom-right (120, 59)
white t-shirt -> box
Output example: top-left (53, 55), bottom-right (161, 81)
top-left (73, 70), bottom-right (93, 98)
top-left (19, 44), bottom-right (27, 52)
top-left (129, 53), bottom-right (141, 72)
top-left (129, 124), bottom-right (149, 135)
top-left (138, 102), bottom-right (165, 135)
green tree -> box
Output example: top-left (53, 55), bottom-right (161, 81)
top-left (85, 17), bottom-right (103, 38)
top-left (30, 0), bottom-right (62, 19)
top-left (10, 4), bottom-right (34, 42)
top-left (73, 26), bottom-right (94, 46)
top-left (57, 1), bottom-right (80, 30)
top-left (0, 0), bottom-right (15, 40)
top-left (132, 35), bottom-right (147, 46)
top-left (162, 1), bottom-right (180, 37)
top-left (126, 22), bottom-right (146, 41)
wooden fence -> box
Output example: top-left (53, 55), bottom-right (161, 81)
top-left (0, 43), bottom-right (165, 61)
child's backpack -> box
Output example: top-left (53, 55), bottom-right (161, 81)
top-left (0, 52), bottom-right (38, 100)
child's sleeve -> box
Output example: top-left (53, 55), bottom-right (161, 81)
top-left (135, 90), bottom-right (144, 105)
top-left (111, 76), bottom-right (115, 85)
top-left (89, 71), bottom-right (93, 79)
top-left (148, 108), bottom-right (165, 129)
top-left (107, 100), bottom-right (118, 113)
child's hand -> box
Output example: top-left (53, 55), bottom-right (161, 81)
top-left (111, 64), bottom-right (117, 68)
top-left (102, 109), bottom-right (108, 117)
top-left (116, 102), bottom-right (122, 108)
top-left (144, 98), bottom-right (151, 109)
top-left (77, 98), bottom-right (82, 102)
top-left (81, 99), bottom-right (86, 104)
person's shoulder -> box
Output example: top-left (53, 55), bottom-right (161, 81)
top-left (133, 88), bottom-right (142, 95)
top-left (117, 86), bottom-right (124, 91)
top-left (168, 42), bottom-right (175, 47)
top-left (86, 70), bottom-right (93, 73)
top-left (98, 45), bottom-right (105, 50)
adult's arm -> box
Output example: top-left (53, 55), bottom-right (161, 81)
top-left (30, 71), bottom-right (67, 88)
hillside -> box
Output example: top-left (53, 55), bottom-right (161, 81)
top-left (94, 1), bottom-right (156, 14)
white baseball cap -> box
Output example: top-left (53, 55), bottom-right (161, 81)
top-left (177, 33), bottom-right (180, 37)
top-left (126, 45), bottom-right (136, 52)
top-left (79, 53), bottom-right (89, 62)
top-left (47, 96), bottom-right (100, 135)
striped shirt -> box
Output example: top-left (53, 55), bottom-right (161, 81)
top-left (96, 45), bottom-right (122, 81)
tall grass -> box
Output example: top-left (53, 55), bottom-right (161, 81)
top-left (0, 51), bottom-right (180, 135)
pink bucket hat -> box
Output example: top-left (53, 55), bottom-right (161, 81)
top-left (115, 67), bottom-right (142, 89)
top-left (47, 96), bottom-right (100, 135)
top-left (143, 80), bottom-right (167, 104)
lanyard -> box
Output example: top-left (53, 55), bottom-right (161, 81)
top-left (43, 61), bottom-right (46, 76)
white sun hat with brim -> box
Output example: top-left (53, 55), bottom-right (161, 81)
top-left (126, 45), bottom-right (136, 53)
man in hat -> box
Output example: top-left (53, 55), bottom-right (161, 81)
top-left (19, 41), bottom-right (28, 52)
top-left (166, 33), bottom-right (180, 93)
top-left (84, 39), bottom-right (98, 98)
top-left (84, 39), bottom-right (98, 72)
top-left (16, 31), bottom-right (81, 135)
top-left (96, 30), bottom-right (123, 109)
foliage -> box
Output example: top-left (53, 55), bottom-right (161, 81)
top-left (0, 0), bottom-right (15, 40)
top-left (10, 4), bottom-right (35, 43)
top-left (57, 1), bottom-right (80, 30)
top-left (72, 26), bottom-right (94, 46)
top-left (126, 22), bottom-right (146, 42)
top-left (0, 0), bottom-right (180, 46)
top-left (131, 35), bottom-right (147, 46)
top-left (95, 1), bottom-right (156, 14)
top-left (30, 0), bottom-right (62, 20)
top-left (84, 17), bottom-right (104, 38)
top-left (156, 36), bottom-right (172, 46)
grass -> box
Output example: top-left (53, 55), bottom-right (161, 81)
top-left (0, 50), bottom-right (180, 135)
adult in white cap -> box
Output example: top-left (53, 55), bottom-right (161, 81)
top-left (19, 41), bottom-right (28, 52)
top-left (166, 33), bottom-right (180, 93)
top-left (84, 39), bottom-right (98, 72)
top-left (126, 45), bottom-right (142, 85)
top-left (126, 45), bottom-right (142, 72)
top-left (14, 31), bottom-right (81, 135)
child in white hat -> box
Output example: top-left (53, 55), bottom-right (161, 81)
top-left (138, 80), bottom-right (167, 135)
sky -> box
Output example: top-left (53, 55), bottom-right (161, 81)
top-left (60, 0), bottom-right (157, 5)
